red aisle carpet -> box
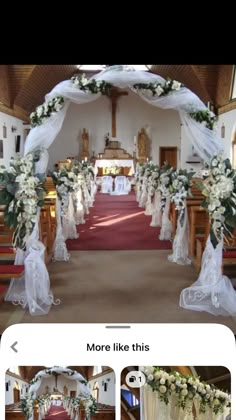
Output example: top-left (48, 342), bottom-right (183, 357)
top-left (67, 192), bottom-right (171, 251)
top-left (45, 405), bottom-right (70, 419)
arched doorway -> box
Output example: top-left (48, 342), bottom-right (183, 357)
top-left (13, 382), bottom-right (20, 403)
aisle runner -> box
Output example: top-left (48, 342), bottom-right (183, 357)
top-left (44, 405), bottom-right (70, 419)
top-left (67, 192), bottom-right (171, 251)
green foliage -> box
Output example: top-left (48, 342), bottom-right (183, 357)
top-left (133, 78), bottom-right (183, 97)
top-left (189, 109), bottom-right (217, 130)
top-left (30, 96), bottom-right (65, 127)
top-left (71, 74), bottom-right (113, 95)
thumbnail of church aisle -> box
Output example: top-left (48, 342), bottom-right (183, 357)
top-left (0, 191), bottom-right (236, 332)
top-left (5, 366), bottom-right (115, 420)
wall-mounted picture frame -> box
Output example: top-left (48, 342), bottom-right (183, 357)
top-left (3, 124), bottom-right (7, 139)
top-left (0, 139), bottom-right (3, 158)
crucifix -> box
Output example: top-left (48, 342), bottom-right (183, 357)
top-left (107, 88), bottom-right (128, 137)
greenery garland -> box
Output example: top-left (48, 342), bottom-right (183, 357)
top-left (71, 74), bottom-right (112, 95)
top-left (28, 74), bottom-right (217, 131)
top-left (189, 109), bottom-right (217, 130)
top-left (133, 78), bottom-right (183, 97)
top-left (30, 96), bottom-right (64, 127)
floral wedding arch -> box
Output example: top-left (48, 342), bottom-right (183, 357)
top-left (5, 64), bottom-right (230, 317)
top-left (20, 366), bottom-right (94, 420)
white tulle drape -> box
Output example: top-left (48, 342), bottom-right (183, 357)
top-left (150, 191), bottom-right (162, 227)
top-left (4, 209), bottom-right (59, 315)
top-left (180, 236), bottom-right (236, 316)
top-left (4, 239), bottom-right (59, 315)
top-left (53, 196), bottom-right (70, 261)
top-left (141, 385), bottom-right (196, 420)
top-left (159, 196), bottom-right (172, 240)
top-left (62, 193), bottom-right (79, 240)
top-left (168, 206), bottom-right (191, 265)
top-left (29, 367), bottom-right (90, 399)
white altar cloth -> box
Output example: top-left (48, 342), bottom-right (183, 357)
top-left (95, 159), bottom-right (134, 175)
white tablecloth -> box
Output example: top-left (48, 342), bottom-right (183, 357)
top-left (95, 159), bottom-right (134, 175)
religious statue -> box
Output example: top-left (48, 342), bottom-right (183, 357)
top-left (138, 128), bottom-right (148, 157)
top-left (105, 132), bottom-right (110, 147)
top-left (82, 128), bottom-right (89, 153)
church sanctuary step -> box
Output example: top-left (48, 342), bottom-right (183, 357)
top-left (0, 265), bottom-right (24, 279)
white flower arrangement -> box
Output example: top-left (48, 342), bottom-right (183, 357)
top-left (133, 78), bottom-right (183, 97)
top-left (142, 366), bottom-right (231, 415)
top-left (0, 151), bottom-right (47, 250)
top-left (158, 163), bottom-right (175, 211)
top-left (170, 169), bottom-right (194, 224)
top-left (30, 96), bottom-right (65, 127)
top-left (199, 154), bottom-right (236, 248)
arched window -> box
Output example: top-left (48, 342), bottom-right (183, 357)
top-left (93, 366), bottom-right (102, 375)
top-left (231, 65), bottom-right (236, 100)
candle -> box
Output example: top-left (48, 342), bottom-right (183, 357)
top-left (134, 135), bottom-right (137, 145)
top-left (85, 157), bottom-right (87, 162)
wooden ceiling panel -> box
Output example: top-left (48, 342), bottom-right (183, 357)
top-left (152, 65), bottom-right (216, 103)
top-left (14, 65), bottom-right (78, 112)
top-left (8, 65), bottom-right (35, 101)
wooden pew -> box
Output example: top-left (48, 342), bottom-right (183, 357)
top-left (189, 206), bottom-right (209, 257)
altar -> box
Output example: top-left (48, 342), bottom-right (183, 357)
top-left (95, 159), bottom-right (135, 176)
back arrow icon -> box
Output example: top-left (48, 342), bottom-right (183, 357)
top-left (10, 341), bottom-right (18, 353)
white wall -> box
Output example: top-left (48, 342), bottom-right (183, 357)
top-left (5, 373), bottom-right (29, 405)
top-left (216, 108), bottom-right (236, 161)
top-left (0, 112), bottom-right (26, 167)
top-left (37, 375), bottom-right (77, 397)
top-left (88, 371), bottom-right (115, 406)
top-left (48, 90), bottom-right (181, 170)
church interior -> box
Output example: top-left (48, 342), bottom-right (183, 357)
top-left (121, 366), bottom-right (231, 419)
top-left (5, 365), bottom-right (115, 419)
top-left (0, 64), bottom-right (236, 331)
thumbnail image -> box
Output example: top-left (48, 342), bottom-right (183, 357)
top-left (5, 365), bottom-right (115, 419)
top-left (121, 366), bottom-right (231, 419)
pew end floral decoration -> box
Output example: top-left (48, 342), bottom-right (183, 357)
top-left (198, 154), bottom-right (236, 248)
top-left (171, 169), bottom-right (195, 225)
top-left (0, 152), bottom-right (47, 250)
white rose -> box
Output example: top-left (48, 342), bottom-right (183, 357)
top-left (181, 389), bottom-right (188, 396)
top-left (147, 374), bottom-right (154, 381)
top-left (172, 80), bottom-right (181, 90)
top-left (160, 378), bottom-right (165, 385)
top-left (159, 385), bottom-right (167, 394)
